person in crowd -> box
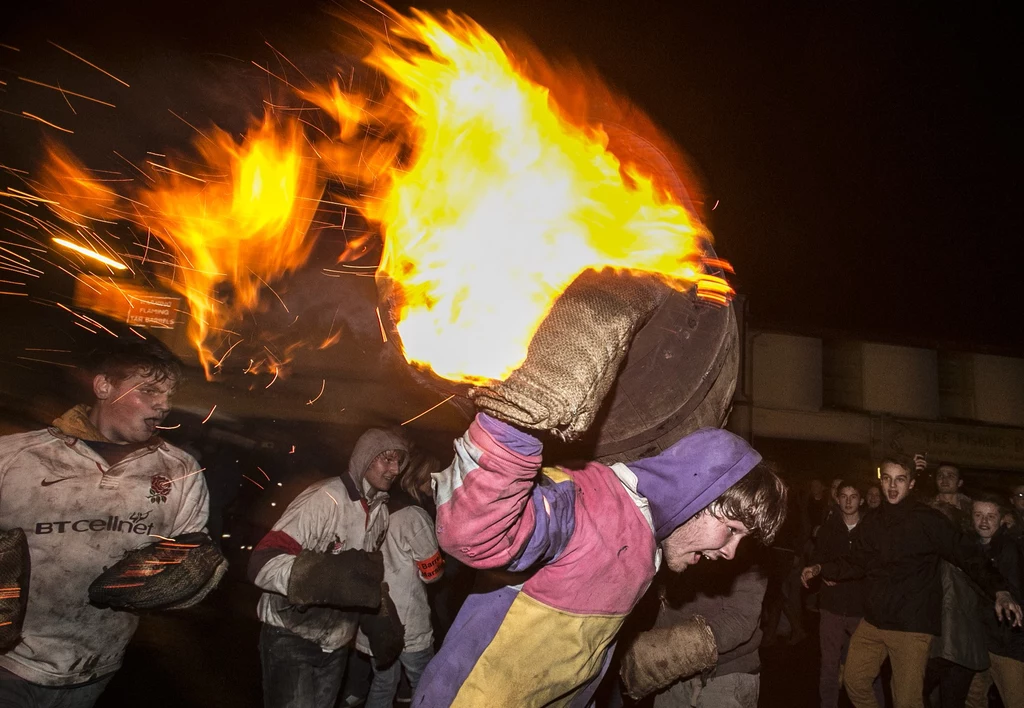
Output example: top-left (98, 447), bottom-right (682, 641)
top-left (1006, 482), bottom-right (1024, 541)
top-left (631, 540), bottom-right (769, 707)
top-left (355, 483), bottom-right (444, 708)
top-left (810, 481), bottom-right (883, 708)
top-left (806, 477), bottom-right (831, 537)
top-left (801, 455), bottom-right (1021, 708)
top-left (965, 494), bottom-right (1024, 708)
top-left (248, 428), bottom-right (409, 708)
top-left (762, 486), bottom-right (809, 647)
top-left (0, 339), bottom-right (212, 707)
top-left (865, 484), bottom-right (883, 511)
top-left (412, 414), bottom-right (787, 707)
top-left (921, 504), bottom-right (989, 708)
top-left (930, 462), bottom-right (972, 531)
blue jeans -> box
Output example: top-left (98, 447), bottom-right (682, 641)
top-left (259, 624), bottom-right (348, 708)
top-left (364, 647), bottom-right (434, 708)
top-left (0, 667), bottom-right (113, 708)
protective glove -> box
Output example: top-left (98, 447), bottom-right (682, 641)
top-left (88, 532), bottom-right (226, 611)
top-left (469, 269), bottom-right (665, 441)
top-left (359, 582), bottom-right (405, 668)
top-left (287, 549), bottom-right (384, 609)
top-left (0, 528), bottom-right (29, 650)
top-left (619, 615), bottom-right (718, 699)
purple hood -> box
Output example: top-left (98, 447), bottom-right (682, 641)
top-left (628, 428), bottom-right (762, 541)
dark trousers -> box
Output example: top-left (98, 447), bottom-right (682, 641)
top-left (923, 657), bottom-right (975, 708)
top-left (0, 667), bottom-right (113, 708)
top-left (259, 623), bottom-right (348, 708)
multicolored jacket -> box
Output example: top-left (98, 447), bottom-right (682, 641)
top-left (413, 413), bottom-right (762, 707)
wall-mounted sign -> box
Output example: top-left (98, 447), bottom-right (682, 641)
top-left (883, 418), bottom-right (1024, 471)
top-left (73, 275), bottom-right (180, 329)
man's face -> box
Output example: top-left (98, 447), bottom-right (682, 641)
top-left (1010, 485), bottom-right (1024, 512)
top-left (363, 450), bottom-right (404, 492)
top-left (866, 486), bottom-right (882, 509)
top-left (935, 465), bottom-right (962, 495)
top-left (661, 511), bottom-right (750, 572)
top-left (837, 486), bottom-right (862, 516)
top-left (810, 479), bottom-right (825, 499)
top-left (880, 463), bottom-right (915, 505)
top-left (973, 501), bottom-right (1001, 541)
top-left (93, 371), bottom-right (176, 444)
top-left (830, 478), bottom-right (843, 502)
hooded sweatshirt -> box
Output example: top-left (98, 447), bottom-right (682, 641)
top-left (413, 413), bottom-right (761, 708)
top-left (0, 405), bottom-right (209, 686)
top-left (248, 428), bottom-right (409, 652)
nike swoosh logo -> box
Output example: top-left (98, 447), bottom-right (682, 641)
top-left (40, 478), bottom-right (72, 486)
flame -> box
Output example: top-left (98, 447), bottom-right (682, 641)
top-left (319, 8), bottom-right (730, 383)
top-left (135, 115), bottom-right (324, 376)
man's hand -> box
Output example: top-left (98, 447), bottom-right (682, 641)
top-left (800, 564), bottom-right (821, 589)
top-left (913, 453), bottom-right (927, 473)
top-left (994, 590), bottom-right (1023, 627)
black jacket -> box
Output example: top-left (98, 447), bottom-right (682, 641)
top-left (821, 498), bottom-right (1007, 636)
top-left (811, 511), bottom-right (865, 617)
top-left (977, 530), bottom-right (1024, 661)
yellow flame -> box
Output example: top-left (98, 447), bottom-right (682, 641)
top-left (135, 115), bottom-right (324, 376)
top-left (321, 9), bottom-right (726, 383)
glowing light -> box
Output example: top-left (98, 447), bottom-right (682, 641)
top-left (52, 237), bottom-right (128, 270)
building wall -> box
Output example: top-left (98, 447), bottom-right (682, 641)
top-left (861, 343), bottom-right (940, 419)
top-left (973, 354), bottom-right (1024, 426)
top-left (751, 333), bottom-right (822, 411)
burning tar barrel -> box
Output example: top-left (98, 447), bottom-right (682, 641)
top-left (380, 121), bottom-right (738, 464)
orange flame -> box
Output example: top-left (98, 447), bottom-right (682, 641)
top-left (318, 9), bottom-right (730, 383)
top-left (135, 115), bottom-right (324, 376)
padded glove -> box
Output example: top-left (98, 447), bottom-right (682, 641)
top-left (0, 528), bottom-right (29, 650)
top-left (359, 582), bottom-right (405, 667)
top-left (470, 269), bottom-right (664, 441)
top-left (89, 533), bottom-right (226, 611)
top-left (287, 549), bottom-right (384, 609)
top-left (619, 615), bottom-right (718, 699)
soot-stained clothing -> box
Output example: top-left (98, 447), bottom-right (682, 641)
top-left (413, 413), bottom-right (762, 708)
top-left (356, 501), bottom-right (443, 657)
top-left (248, 428), bottom-right (408, 652)
top-left (0, 405), bottom-right (209, 686)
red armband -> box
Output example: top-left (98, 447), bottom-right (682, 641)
top-left (416, 551), bottom-right (444, 582)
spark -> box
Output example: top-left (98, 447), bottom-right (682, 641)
top-left (0, 43), bottom-right (20, 52)
top-left (401, 394), bottom-right (456, 426)
top-left (375, 307), bottom-right (387, 343)
top-left (324, 491), bottom-right (338, 506)
top-left (249, 270), bottom-right (289, 313)
top-left (0, 291), bottom-right (28, 297)
top-left (18, 77), bottom-right (116, 107)
top-left (129, 327), bottom-right (147, 339)
top-left (48, 41), bottom-right (130, 87)
top-left (154, 423), bottom-right (181, 430)
top-left (306, 379), bottom-right (326, 405)
top-left (55, 301), bottom-right (119, 337)
top-left (110, 380), bottom-right (145, 404)
top-left (167, 468), bottom-right (206, 483)
top-left (257, 466), bottom-right (270, 481)
top-left (21, 111), bottom-right (73, 134)
top-left (167, 109), bottom-right (211, 143)
top-left (242, 474), bottom-right (265, 490)
top-left (145, 161), bottom-right (207, 183)
top-left (201, 404), bottom-right (217, 424)
top-left (52, 237), bottom-right (128, 270)
top-left (73, 321), bottom-right (97, 334)
top-left (15, 355), bottom-right (74, 366)
top-left (148, 534), bottom-right (175, 541)
top-left (264, 368), bottom-right (279, 389)
top-left (214, 339), bottom-right (242, 368)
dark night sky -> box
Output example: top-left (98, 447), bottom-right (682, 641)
top-left (2, 1), bottom-right (1019, 351)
